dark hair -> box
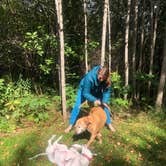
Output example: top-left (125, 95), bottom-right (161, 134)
top-left (98, 65), bottom-right (111, 87)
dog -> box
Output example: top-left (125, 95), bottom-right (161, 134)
top-left (29, 135), bottom-right (93, 166)
top-left (75, 106), bottom-right (107, 147)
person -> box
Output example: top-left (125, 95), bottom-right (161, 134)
top-left (65, 65), bottom-right (115, 133)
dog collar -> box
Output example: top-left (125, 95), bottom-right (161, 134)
top-left (82, 153), bottom-right (93, 161)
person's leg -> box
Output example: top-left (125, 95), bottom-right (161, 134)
top-left (65, 89), bottom-right (84, 133)
top-left (104, 107), bottom-right (116, 132)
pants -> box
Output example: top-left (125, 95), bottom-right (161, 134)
top-left (69, 88), bottom-right (111, 125)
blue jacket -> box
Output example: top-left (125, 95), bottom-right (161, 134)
top-left (79, 65), bottom-right (111, 104)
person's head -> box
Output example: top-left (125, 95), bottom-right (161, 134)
top-left (97, 65), bottom-right (110, 83)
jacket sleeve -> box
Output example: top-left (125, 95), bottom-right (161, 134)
top-left (102, 86), bottom-right (112, 104)
top-left (82, 76), bottom-right (97, 102)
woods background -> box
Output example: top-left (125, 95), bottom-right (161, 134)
top-left (0, 0), bottom-right (165, 125)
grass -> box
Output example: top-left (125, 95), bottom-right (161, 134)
top-left (0, 111), bottom-right (166, 166)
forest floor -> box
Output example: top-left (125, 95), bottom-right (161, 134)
top-left (0, 109), bottom-right (166, 166)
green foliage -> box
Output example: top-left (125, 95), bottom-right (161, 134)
top-left (20, 95), bottom-right (51, 123)
top-left (0, 118), bottom-right (16, 133)
top-left (64, 44), bottom-right (77, 57)
top-left (20, 26), bottom-right (57, 75)
top-left (136, 72), bottom-right (155, 82)
top-left (111, 72), bottom-right (130, 97)
top-left (0, 79), bottom-right (5, 106)
top-left (0, 78), bottom-right (53, 132)
top-left (65, 84), bottom-right (77, 108)
top-left (88, 41), bottom-right (99, 50)
top-left (112, 98), bottom-right (129, 109)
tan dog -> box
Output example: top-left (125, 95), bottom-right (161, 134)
top-left (75, 106), bottom-right (107, 147)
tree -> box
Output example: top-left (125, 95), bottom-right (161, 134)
top-left (83, 0), bottom-right (88, 73)
top-left (132, 0), bottom-right (138, 99)
top-left (55, 0), bottom-right (67, 121)
top-left (148, 2), bottom-right (159, 91)
top-left (101, 0), bottom-right (108, 66)
top-left (107, 0), bottom-right (112, 72)
top-left (124, 0), bottom-right (131, 99)
top-left (156, 27), bottom-right (166, 108)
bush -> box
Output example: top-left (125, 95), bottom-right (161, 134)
top-left (0, 78), bottom-right (54, 132)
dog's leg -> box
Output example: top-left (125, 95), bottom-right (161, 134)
top-left (86, 133), bottom-right (97, 147)
top-left (96, 132), bottom-right (102, 144)
top-left (48, 135), bottom-right (56, 145)
top-left (55, 135), bottom-right (63, 143)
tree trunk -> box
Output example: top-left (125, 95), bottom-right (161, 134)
top-left (84, 0), bottom-right (88, 73)
top-left (101, 0), bottom-right (108, 66)
top-left (132, 0), bottom-right (138, 99)
top-left (138, 0), bottom-right (145, 71)
top-left (148, 3), bottom-right (158, 91)
top-left (55, 0), bottom-right (67, 121)
top-left (124, 0), bottom-right (131, 99)
top-left (107, 0), bottom-right (112, 72)
top-left (156, 27), bottom-right (166, 108)
top-left (137, 0), bottom-right (145, 100)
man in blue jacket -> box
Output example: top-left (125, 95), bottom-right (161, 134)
top-left (65, 65), bottom-right (115, 133)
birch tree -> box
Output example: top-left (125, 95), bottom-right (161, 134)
top-left (132, 0), bottom-right (138, 99)
top-left (107, 0), bottom-right (112, 72)
top-left (156, 27), bottom-right (166, 108)
top-left (55, 0), bottom-right (67, 121)
top-left (124, 0), bottom-right (131, 99)
top-left (101, 0), bottom-right (108, 66)
top-left (83, 0), bottom-right (88, 73)
top-left (148, 3), bottom-right (159, 91)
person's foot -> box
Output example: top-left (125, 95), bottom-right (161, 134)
top-left (108, 124), bottom-right (116, 132)
top-left (64, 125), bottom-right (72, 133)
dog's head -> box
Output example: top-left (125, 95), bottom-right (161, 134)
top-left (81, 145), bottom-right (93, 161)
top-left (75, 117), bottom-right (90, 134)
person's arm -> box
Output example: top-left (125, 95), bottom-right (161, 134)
top-left (102, 86), bottom-right (112, 104)
top-left (82, 76), bottom-right (97, 102)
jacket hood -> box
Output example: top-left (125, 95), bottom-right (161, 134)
top-left (89, 65), bottom-right (101, 86)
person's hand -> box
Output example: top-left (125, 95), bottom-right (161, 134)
top-left (94, 100), bottom-right (101, 106)
top-left (102, 103), bottom-right (111, 111)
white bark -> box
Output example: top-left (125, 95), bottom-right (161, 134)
top-left (148, 3), bottom-right (158, 90)
top-left (55, 0), bottom-right (67, 121)
top-left (124, 0), bottom-right (131, 99)
top-left (101, 0), bottom-right (108, 66)
top-left (84, 0), bottom-right (88, 73)
top-left (107, 0), bottom-right (112, 72)
top-left (132, 0), bottom-right (138, 99)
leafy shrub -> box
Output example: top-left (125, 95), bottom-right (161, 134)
top-left (0, 78), bottom-right (53, 132)
top-left (111, 98), bottom-right (129, 110)
top-left (66, 84), bottom-right (77, 109)
top-left (111, 72), bottom-right (130, 97)
top-left (0, 118), bottom-right (16, 133)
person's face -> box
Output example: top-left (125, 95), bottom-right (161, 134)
top-left (98, 73), bottom-right (107, 82)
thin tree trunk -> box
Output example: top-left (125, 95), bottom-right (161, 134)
top-left (156, 27), bottom-right (166, 108)
top-left (107, 0), bottom-right (112, 72)
top-left (138, 0), bottom-right (145, 72)
top-left (137, 0), bottom-right (145, 99)
top-left (84, 0), bottom-right (88, 73)
top-left (132, 0), bottom-right (138, 99)
top-left (148, 3), bottom-right (158, 91)
top-left (55, 0), bottom-right (67, 121)
top-left (101, 0), bottom-right (108, 66)
top-left (124, 0), bottom-right (131, 99)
